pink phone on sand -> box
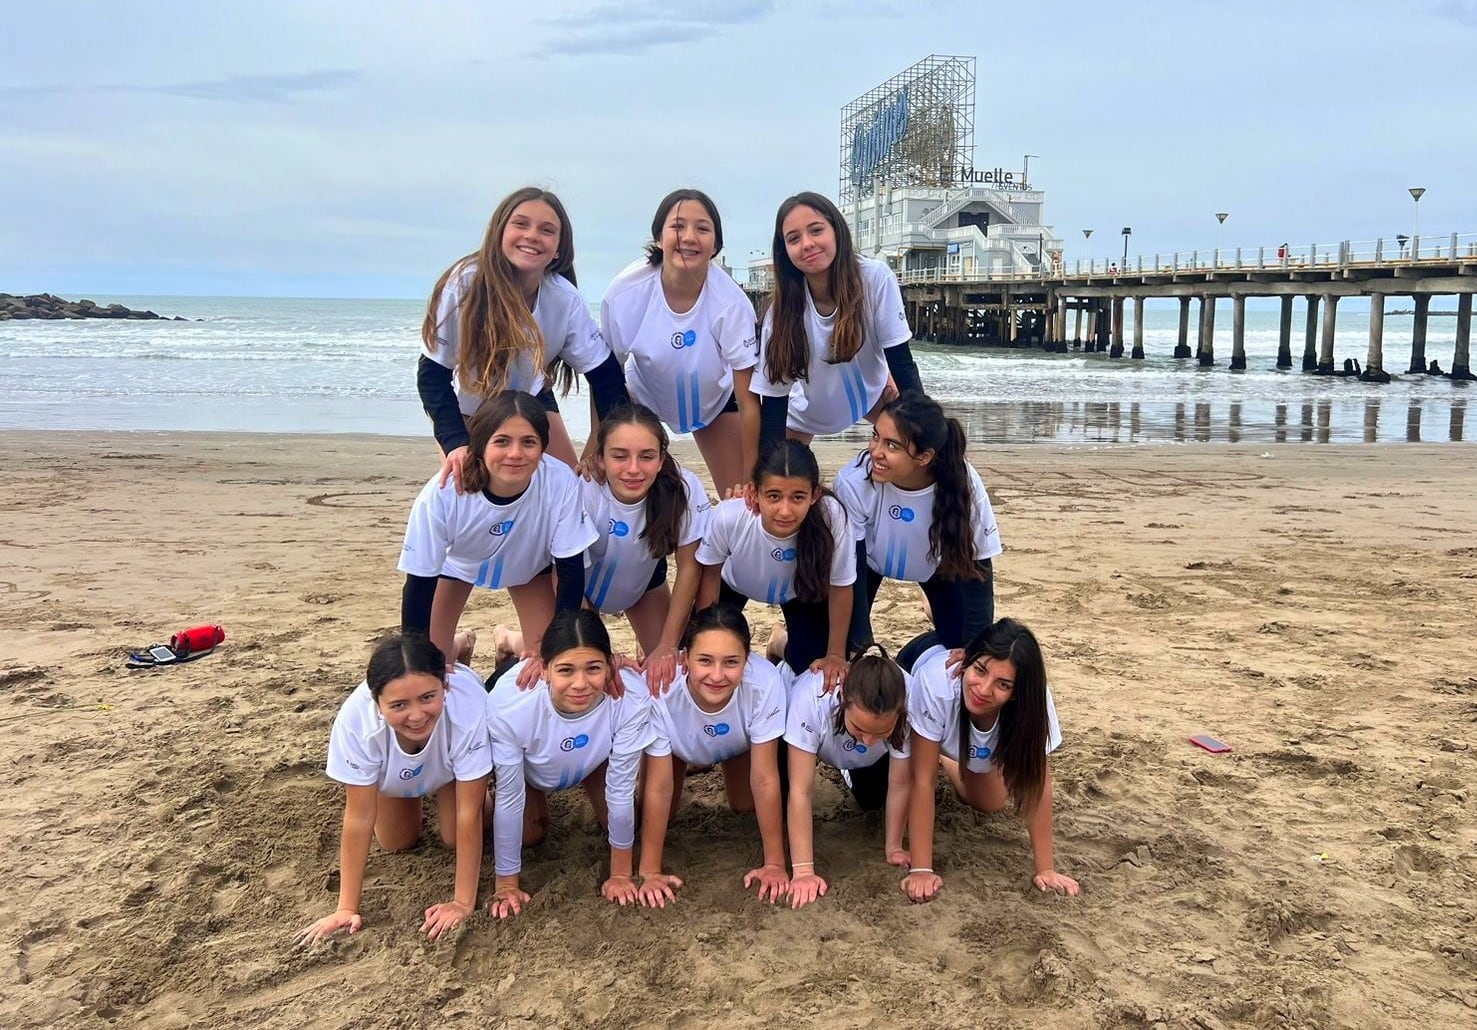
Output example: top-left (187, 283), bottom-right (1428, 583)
top-left (1189, 734), bottom-right (1232, 753)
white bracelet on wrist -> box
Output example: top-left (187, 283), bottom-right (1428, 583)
top-left (909, 867), bottom-right (934, 875)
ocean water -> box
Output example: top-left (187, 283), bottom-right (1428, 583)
top-left (1, 295), bottom-right (1470, 444)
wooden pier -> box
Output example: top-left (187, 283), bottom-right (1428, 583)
top-left (746, 235), bottom-right (1477, 381)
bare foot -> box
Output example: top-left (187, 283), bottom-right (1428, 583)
top-left (452, 629), bottom-right (478, 666)
top-left (492, 623), bottom-right (524, 664)
top-left (765, 620), bottom-right (787, 665)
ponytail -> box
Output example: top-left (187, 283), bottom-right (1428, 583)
top-left (881, 391), bottom-right (983, 581)
top-left (832, 644), bottom-right (909, 751)
top-left (752, 440), bottom-right (834, 604)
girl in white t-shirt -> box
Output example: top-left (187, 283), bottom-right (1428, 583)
top-left (748, 191), bottom-right (923, 456)
top-left (485, 610), bottom-right (655, 918)
top-left (695, 440), bottom-right (855, 691)
top-left (895, 620), bottom-right (1079, 903)
top-left (602, 189), bottom-right (760, 495)
top-left (297, 633), bottom-right (491, 945)
top-left (581, 403), bottom-right (711, 693)
top-left (783, 647), bottom-right (913, 909)
top-left (636, 604), bottom-right (790, 907)
top-left (417, 186), bottom-right (629, 487)
top-left (398, 391), bottom-right (599, 682)
top-left (834, 390), bottom-right (1002, 652)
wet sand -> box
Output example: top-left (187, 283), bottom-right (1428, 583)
top-left (2, 431), bottom-right (1474, 1029)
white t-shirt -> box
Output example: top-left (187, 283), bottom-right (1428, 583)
top-left (486, 664), bottom-right (654, 876)
top-left (894, 645), bottom-right (1061, 772)
top-left (398, 456), bottom-right (598, 589)
top-left (833, 451), bottom-right (1003, 582)
top-left (580, 467), bottom-right (711, 613)
top-left (751, 256), bottom-right (912, 436)
top-left (646, 654), bottom-right (786, 766)
top-left (601, 259), bottom-right (758, 433)
top-left (783, 669), bottom-right (892, 771)
top-left (424, 261), bottom-right (611, 414)
top-left (694, 496), bottom-right (855, 605)
top-left (326, 664), bottom-right (492, 798)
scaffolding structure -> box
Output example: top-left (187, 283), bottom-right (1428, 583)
top-left (839, 55), bottom-right (976, 204)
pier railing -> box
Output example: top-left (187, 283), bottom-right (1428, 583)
top-left (895, 231), bottom-right (1477, 285)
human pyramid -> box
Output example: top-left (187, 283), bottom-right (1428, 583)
top-left (297, 186), bottom-right (1079, 947)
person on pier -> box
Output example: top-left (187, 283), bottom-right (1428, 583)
top-left (835, 391), bottom-right (1001, 652)
top-left (485, 610), bottom-right (654, 917)
top-left (398, 391), bottom-right (598, 687)
top-left (601, 189), bottom-right (760, 496)
top-left (749, 191), bottom-right (922, 456)
top-left (417, 187), bottom-right (629, 487)
top-left (297, 632), bottom-right (490, 945)
top-left (894, 619), bottom-right (1079, 903)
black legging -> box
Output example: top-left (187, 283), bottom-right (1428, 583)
top-left (718, 581), bottom-right (830, 677)
top-left (849, 546), bottom-right (994, 653)
top-left (896, 630), bottom-right (941, 674)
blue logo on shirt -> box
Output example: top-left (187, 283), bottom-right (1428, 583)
top-left (770, 547), bottom-right (797, 562)
top-left (560, 734), bottom-right (591, 752)
top-left (398, 764), bottom-right (424, 780)
top-left (702, 723), bottom-right (731, 737)
top-left (842, 738), bottom-right (867, 754)
top-left (490, 519), bottom-right (516, 536)
top-left (610, 519), bottom-right (630, 537)
top-left (887, 505), bottom-right (916, 523)
top-left (968, 744), bottom-right (992, 760)
top-left (671, 329), bottom-right (698, 350)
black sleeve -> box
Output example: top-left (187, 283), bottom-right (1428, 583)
top-left (400, 573), bottom-right (439, 634)
top-left (553, 553), bottom-right (586, 613)
top-left (583, 353), bottom-right (630, 422)
top-left (884, 340), bottom-right (923, 395)
top-left (847, 539), bottom-right (874, 653)
top-left (417, 356), bottom-right (470, 453)
top-left (759, 393), bottom-right (789, 454)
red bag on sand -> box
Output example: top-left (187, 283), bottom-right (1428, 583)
top-left (171, 625), bottom-right (226, 654)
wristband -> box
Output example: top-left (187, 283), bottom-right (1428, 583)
top-left (908, 867), bottom-right (934, 875)
top-left (791, 861), bottom-right (814, 870)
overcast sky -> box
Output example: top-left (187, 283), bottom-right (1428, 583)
top-left (3, 0), bottom-right (1475, 298)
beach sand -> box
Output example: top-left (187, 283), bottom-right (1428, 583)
top-left (2, 431), bottom-right (1474, 1029)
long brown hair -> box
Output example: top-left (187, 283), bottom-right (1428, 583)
top-left (764, 191), bottom-right (865, 386)
top-left (831, 645), bottom-right (909, 751)
top-left (958, 619), bottom-right (1050, 813)
top-left (421, 187), bottom-right (578, 401)
top-left (596, 403), bottom-right (689, 559)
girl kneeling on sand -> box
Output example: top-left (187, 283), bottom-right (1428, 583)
top-left (417, 186), bottom-right (628, 483)
top-left (695, 439), bottom-right (855, 691)
top-left (636, 604), bottom-right (790, 906)
top-left (783, 646), bottom-right (913, 909)
top-left (835, 390), bottom-right (1002, 652)
top-left (398, 390), bottom-right (597, 684)
top-left (485, 610), bottom-right (653, 917)
top-left (895, 620), bottom-right (1078, 902)
top-left (580, 404), bottom-right (711, 694)
top-left (298, 632), bottom-right (490, 945)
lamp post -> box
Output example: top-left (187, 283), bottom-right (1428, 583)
top-left (1409, 187), bottom-right (1425, 255)
top-left (1121, 226), bottom-right (1132, 268)
top-left (1215, 212), bottom-right (1229, 263)
top-left (1023, 153), bottom-right (1039, 190)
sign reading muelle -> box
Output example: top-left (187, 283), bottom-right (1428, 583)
top-left (958, 167), bottom-right (1022, 187)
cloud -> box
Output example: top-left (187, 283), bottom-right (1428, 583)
top-left (533, 0), bottom-right (776, 57)
top-left (0, 70), bottom-right (359, 104)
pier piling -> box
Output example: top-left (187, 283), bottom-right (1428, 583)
top-left (1276, 296), bottom-right (1294, 369)
top-left (1110, 297), bottom-right (1125, 358)
top-left (1131, 296), bottom-right (1145, 359)
top-left (1302, 296), bottom-right (1320, 372)
top-left (1230, 295), bottom-right (1247, 370)
top-left (1317, 295), bottom-right (1339, 374)
top-left (1362, 293), bottom-right (1390, 382)
top-left (1408, 295), bottom-right (1429, 373)
top-left (1072, 304), bottom-right (1083, 348)
top-left (1197, 296), bottom-right (1216, 367)
top-left (1174, 297), bottom-right (1192, 358)
top-left (1454, 292), bottom-right (1473, 380)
